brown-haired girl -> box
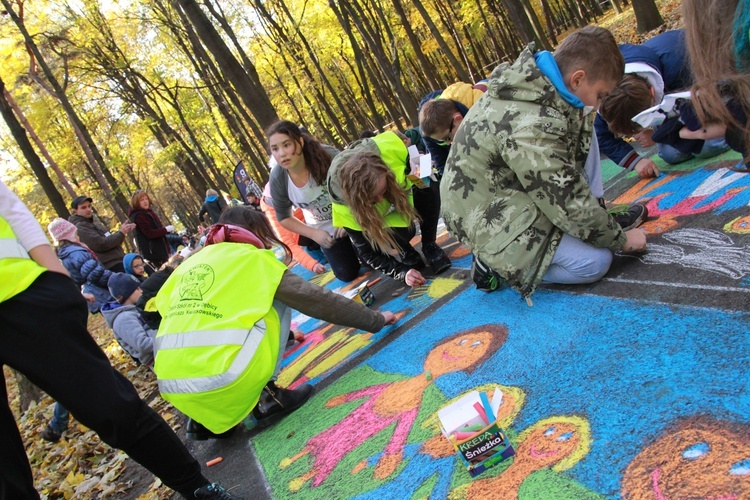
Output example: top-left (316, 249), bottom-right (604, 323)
top-left (266, 121), bottom-right (361, 281)
top-left (327, 131), bottom-right (451, 287)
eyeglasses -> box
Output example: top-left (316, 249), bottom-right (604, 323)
top-left (436, 120), bottom-right (455, 146)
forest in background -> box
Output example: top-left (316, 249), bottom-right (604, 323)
top-left (1, 0), bottom-right (667, 234)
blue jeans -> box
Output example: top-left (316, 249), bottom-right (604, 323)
top-left (658, 138), bottom-right (729, 164)
top-left (49, 402), bottom-right (70, 433)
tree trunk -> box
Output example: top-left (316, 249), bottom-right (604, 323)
top-left (408, 0), bottom-right (471, 82)
top-left (0, 76), bottom-right (69, 218)
top-left (631, 0), bottom-right (664, 33)
top-left (3, 88), bottom-right (76, 198)
top-left (173, 0), bottom-right (278, 129)
top-left (609, 0), bottom-right (623, 14)
top-left (10, 369), bottom-right (44, 413)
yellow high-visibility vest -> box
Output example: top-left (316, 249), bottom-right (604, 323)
top-left (332, 131), bottom-right (414, 231)
top-left (0, 215), bottom-right (46, 303)
top-left (154, 242), bottom-right (288, 433)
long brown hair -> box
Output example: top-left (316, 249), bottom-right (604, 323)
top-left (266, 120), bottom-right (332, 185)
top-left (683, 0), bottom-right (750, 157)
top-left (218, 206), bottom-right (291, 264)
top-left (337, 151), bottom-right (417, 253)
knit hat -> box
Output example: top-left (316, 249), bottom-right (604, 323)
top-left (48, 218), bottom-right (78, 243)
top-left (107, 273), bottom-right (141, 304)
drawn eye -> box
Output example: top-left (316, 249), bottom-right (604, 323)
top-left (544, 426), bottom-right (556, 437)
top-left (458, 339), bottom-right (467, 346)
top-left (471, 340), bottom-right (482, 347)
top-left (557, 432), bottom-right (573, 442)
top-left (730, 459), bottom-right (750, 476)
top-left (682, 442), bottom-right (710, 460)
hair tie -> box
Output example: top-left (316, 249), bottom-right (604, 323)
top-left (205, 224), bottom-right (265, 249)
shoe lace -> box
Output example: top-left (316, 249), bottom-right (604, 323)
top-left (195, 483), bottom-right (237, 499)
top-left (606, 203), bottom-right (631, 216)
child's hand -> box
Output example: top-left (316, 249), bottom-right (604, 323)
top-left (623, 229), bottom-right (647, 253)
top-left (680, 123), bottom-right (727, 140)
top-left (312, 263), bottom-right (326, 274)
top-left (634, 158), bottom-right (660, 178)
top-left (381, 311), bottom-right (397, 325)
top-left (405, 269), bottom-right (426, 287)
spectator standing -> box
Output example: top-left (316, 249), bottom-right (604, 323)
top-left (128, 191), bottom-right (174, 268)
top-left (68, 195), bottom-right (135, 273)
top-left (0, 179), bottom-right (239, 499)
top-left (243, 177), bottom-right (263, 202)
top-left (198, 189), bottom-right (226, 225)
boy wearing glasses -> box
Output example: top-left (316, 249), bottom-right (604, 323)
top-left (441, 26), bottom-right (648, 300)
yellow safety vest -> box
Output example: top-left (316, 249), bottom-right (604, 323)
top-left (0, 215), bottom-right (46, 303)
top-left (332, 131), bottom-right (414, 231)
top-left (154, 242), bottom-right (288, 433)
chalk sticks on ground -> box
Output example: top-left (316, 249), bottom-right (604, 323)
top-left (206, 457), bottom-right (223, 467)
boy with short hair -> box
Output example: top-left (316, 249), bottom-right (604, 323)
top-left (101, 273), bottom-right (156, 367)
top-left (441, 26), bottom-right (648, 301)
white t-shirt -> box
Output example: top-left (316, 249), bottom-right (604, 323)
top-left (287, 177), bottom-right (334, 235)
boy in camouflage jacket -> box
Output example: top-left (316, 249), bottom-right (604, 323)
top-left (441, 26), bottom-right (648, 302)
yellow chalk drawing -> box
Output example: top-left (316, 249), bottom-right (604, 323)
top-left (516, 415), bottom-right (591, 472)
top-left (277, 327), bottom-right (373, 386)
top-left (725, 214), bottom-right (750, 234)
top-left (310, 270), bottom-right (336, 287)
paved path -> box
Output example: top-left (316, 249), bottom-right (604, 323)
top-left (185, 151), bottom-right (750, 499)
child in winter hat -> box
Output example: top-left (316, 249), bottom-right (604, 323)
top-left (47, 218), bottom-right (78, 244)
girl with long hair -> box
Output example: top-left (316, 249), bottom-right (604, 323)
top-left (327, 131), bottom-right (451, 287)
top-left (266, 120), bottom-right (361, 281)
top-left (154, 206), bottom-right (397, 439)
top-left (680, 0), bottom-right (750, 170)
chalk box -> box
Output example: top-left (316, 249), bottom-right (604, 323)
top-left (341, 281), bottom-right (375, 307)
top-left (437, 389), bottom-right (515, 477)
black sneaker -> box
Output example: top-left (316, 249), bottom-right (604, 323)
top-left (193, 482), bottom-right (241, 499)
top-left (41, 425), bottom-right (63, 443)
top-left (421, 242), bottom-right (452, 274)
top-left (607, 203), bottom-right (648, 231)
top-left (252, 381), bottom-right (314, 429)
top-left (471, 256), bottom-right (503, 292)
top-left (186, 418), bottom-right (237, 441)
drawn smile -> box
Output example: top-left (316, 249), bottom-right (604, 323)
top-left (441, 351), bottom-right (460, 361)
top-left (529, 443), bottom-right (558, 458)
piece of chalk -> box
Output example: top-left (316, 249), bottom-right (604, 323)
top-left (369, 277), bottom-right (383, 286)
top-left (206, 457), bottom-right (223, 467)
top-left (454, 430), bottom-right (481, 441)
top-left (425, 370), bottom-right (432, 381)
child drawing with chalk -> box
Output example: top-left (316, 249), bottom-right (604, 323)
top-left (279, 325), bottom-right (508, 491)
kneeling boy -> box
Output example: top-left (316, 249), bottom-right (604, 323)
top-left (441, 26), bottom-right (647, 302)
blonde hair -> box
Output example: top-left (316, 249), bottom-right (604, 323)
top-left (683, 0), bottom-right (750, 158)
top-left (337, 152), bottom-right (417, 253)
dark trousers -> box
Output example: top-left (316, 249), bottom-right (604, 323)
top-left (412, 182), bottom-right (441, 245)
top-left (0, 272), bottom-right (207, 498)
top-left (321, 234), bottom-right (360, 282)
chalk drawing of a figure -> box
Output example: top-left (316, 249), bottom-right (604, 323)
top-left (279, 325), bottom-right (508, 492)
top-left (621, 415), bottom-right (750, 499)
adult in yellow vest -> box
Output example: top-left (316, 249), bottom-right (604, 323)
top-left (155, 206), bottom-right (396, 439)
top-left (326, 131), bottom-right (451, 287)
top-left (0, 180), bottom-right (237, 499)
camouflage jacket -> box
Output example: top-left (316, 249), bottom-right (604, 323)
top-left (440, 44), bottom-right (626, 299)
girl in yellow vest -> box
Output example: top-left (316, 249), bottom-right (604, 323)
top-left (0, 180), bottom-right (237, 498)
top-left (154, 206), bottom-right (397, 439)
top-left (326, 131), bottom-right (451, 287)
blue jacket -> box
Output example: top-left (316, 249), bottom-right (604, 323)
top-left (57, 242), bottom-right (113, 313)
top-left (595, 30), bottom-right (690, 167)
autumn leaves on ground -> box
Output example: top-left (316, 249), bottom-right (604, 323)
top-left (4, 1), bottom-right (685, 498)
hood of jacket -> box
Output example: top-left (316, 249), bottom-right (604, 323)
top-left (56, 242), bottom-right (88, 260)
top-left (100, 301), bottom-right (135, 328)
top-left (205, 194), bottom-right (219, 203)
top-left (485, 44), bottom-right (567, 112)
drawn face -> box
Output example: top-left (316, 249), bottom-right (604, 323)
top-left (621, 417), bottom-right (750, 500)
top-left (423, 330), bottom-right (494, 375)
top-left (516, 422), bottom-right (581, 469)
top-left (269, 133), bottom-right (304, 171)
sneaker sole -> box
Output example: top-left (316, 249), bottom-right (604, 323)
top-left (619, 207), bottom-right (648, 231)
